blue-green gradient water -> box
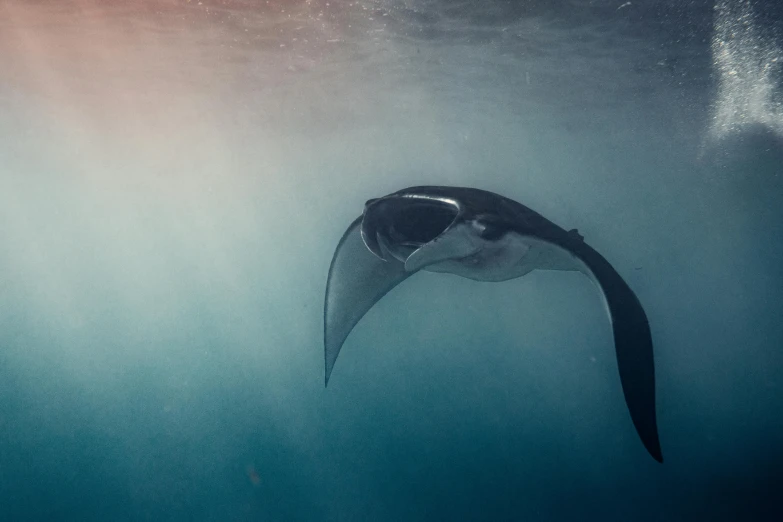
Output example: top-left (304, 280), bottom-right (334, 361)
top-left (1, 0), bottom-right (781, 520)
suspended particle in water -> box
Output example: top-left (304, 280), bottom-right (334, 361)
top-left (246, 464), bottom-right (261, 486)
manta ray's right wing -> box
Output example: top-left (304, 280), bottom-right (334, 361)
top-left (570, 240), bottom-right (663, 463)
top-left (324, 216), bottom-right (415, 386)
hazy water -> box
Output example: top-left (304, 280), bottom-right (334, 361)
top-left (0, 1), bottom-right (781, 520)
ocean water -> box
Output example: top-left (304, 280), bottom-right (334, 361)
top-left (0, 0), bottom-right (781, 520)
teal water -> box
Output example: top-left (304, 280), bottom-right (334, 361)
top-left (1, 1), bottom-right (781, 520)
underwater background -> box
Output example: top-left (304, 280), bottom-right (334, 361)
top-left (0, 0), bottom-right (781, 520)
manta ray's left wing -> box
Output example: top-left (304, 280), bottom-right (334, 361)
top-left (324, 216), bottom-right (415, 386)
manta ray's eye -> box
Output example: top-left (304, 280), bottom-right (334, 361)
top-left (479, 223), bottom-right (505, 240)
top-left (474, 217), bottom-right (506, 240)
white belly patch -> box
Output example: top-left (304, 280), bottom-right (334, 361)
top-left (410, 226), bottom-right (586, 282)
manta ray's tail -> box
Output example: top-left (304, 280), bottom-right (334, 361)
top-left (570, 240), bottom-right (663, 463)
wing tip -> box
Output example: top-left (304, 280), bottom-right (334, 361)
top-left (646, 435), bottom-right (664, 463)
top-left (324, 355), bottom-right (333, 388)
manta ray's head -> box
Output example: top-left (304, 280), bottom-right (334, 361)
top-left (360, 192), bottom-right (525, 281)
top-left (360, 194), bottom-right (462, 264)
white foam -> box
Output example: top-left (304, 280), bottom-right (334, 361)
top-left (709, 0), bottom-right (783, 142)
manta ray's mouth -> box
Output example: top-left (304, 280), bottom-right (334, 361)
top-left (361, 195), bottom-right (460, 261)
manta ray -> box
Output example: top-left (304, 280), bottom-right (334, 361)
top-left (323, 186), bottom-right (663, 463)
